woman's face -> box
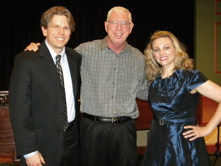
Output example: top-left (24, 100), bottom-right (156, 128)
top-left (152, 37), bottom-right (176, 69)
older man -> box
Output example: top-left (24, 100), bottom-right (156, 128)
top-left (76, 6), bottom-right (148, 166)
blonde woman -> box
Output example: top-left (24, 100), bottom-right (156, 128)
top-left (142, 30), bottom-right (221, 166)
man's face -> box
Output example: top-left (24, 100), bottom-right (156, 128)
top-left (41, 15), bottom-right (71, 54)
top-left (105, 11), bottom-right (134, 47)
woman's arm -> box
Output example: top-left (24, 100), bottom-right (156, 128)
top-left (183, 80), bottom-right (221, 141)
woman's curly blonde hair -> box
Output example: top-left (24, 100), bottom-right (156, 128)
top-left (145, 30), bottom-right (194, 83)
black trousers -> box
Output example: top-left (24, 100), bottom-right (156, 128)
top-left (80, 117), bottom-right (138, 166)
top-left (60, 120), bottom-right (80, 166)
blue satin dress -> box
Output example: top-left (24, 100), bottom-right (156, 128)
top-left (142, 69), bottom-right (211, 166)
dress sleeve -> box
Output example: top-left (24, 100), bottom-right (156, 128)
top-left (186, 70), bottom-right (208, 92)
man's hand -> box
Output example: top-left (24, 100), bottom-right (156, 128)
top-left (25, 152), bottom-right (45, 166)
top-left (24, 42), bottom-right (40, 51)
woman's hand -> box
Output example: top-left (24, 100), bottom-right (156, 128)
top-left (183, 125), bottom-right (209, 141)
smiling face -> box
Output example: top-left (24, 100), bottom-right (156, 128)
top-left (152, 37), bottom-right (176, 70)
top-left (41, 15), bottom-right (71, 54)
top-left (104, 10), bottom-right (134, 50)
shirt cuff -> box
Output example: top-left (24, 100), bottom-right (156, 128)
top-left (23, 151), bottom-right (38, 158)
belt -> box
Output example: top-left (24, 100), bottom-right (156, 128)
top-left (83, 113), bottom-right (131, 124)
top-left (153, 116), bottom-right (195, 125)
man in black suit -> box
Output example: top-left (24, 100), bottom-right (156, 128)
top-left (9, 6), bottom-right (81, 166)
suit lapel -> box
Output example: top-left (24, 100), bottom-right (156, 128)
top-left (39, 42), bottom-right (61, 87)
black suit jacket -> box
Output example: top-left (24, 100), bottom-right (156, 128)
top-left (9, 41), bottom-right (81, 165)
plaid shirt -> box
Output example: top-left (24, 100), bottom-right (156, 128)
top-left (75, 36), bottom-right (149, 119)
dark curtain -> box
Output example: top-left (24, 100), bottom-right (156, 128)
top-left (0, 0), bottom-right (194, 90)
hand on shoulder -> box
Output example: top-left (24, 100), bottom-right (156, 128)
top-left (24, 42), bottom-right (41, 52)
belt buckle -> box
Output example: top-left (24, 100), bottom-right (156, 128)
top-left (159, 119), bottom-right (164, 125)
top-left (112, 118), bottom-right (118, 124)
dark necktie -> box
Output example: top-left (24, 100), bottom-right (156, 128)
top-left (56, 55), bottom-right (68, 131)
